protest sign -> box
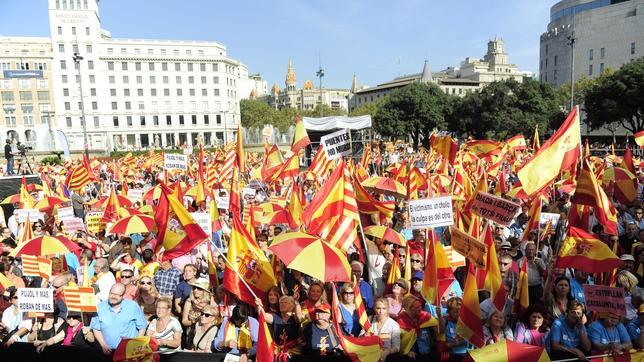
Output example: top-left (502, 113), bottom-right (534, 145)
top-left (216, 196), bottom-right (229, 210)
top-left (242, 188), bottom-right (256, 198)
top-left (57, 206), bottom-right (74, 221)
top-left (63, 286), bottom-right (98, 313)
top-left (16, 209), bottom-right (44, 223)
top-left (471, 191), bottom-right (520, 226)
top-left (18, 288), bottom-right (54, 313)
top-left (583, 285), bottom-right (626, 317)
top-left (63, 217), bottom-right (85, 233)
top-left (86, 211), bottom-right (105, 233)
top-left (443, 245), bottom-right (466, 269)
top-left (190, 212), bottom-right (212, 235)
top-left (163, 153), bottom-right (188, 171)
top-left (539, 212), bottom-right (561, 228)
top-left (182, 147), bottom-right (192, 156)
top-left (127, 189), bottom-right (144, 202)
top-left (320, 129), bottom-right (351, 160)
top-left (449, 226), bottom-right (487, 269)
top-left (408, 196), bottom-right (454, 229)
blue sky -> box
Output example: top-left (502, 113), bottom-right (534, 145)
top-left (1, 0), bottom-right (555, 89)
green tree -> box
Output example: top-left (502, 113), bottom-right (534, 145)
top-left (373, 82), bottom-right (453, 148)
top-left (240, 99), bottom-right (276, 129)
top-left (584, 58), bottom-right (644, 133)
top-left (350, 98), bottom-right (385, 117)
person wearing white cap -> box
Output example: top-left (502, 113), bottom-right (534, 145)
top-left (619, 254), bottom-right (636, 273)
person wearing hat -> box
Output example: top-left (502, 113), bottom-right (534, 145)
top-left (619, 254), bottom-right (636, 274)
top-left (181, 279), bottom-right (214, 348)
top-left (387, 278), bottom-right (409, 319)
top-left (626, 304), bottom-right (644, 349)
top-left (588, 311), bottom-right (633, 354)
top-left (302, 302), bottom-right (342, 357)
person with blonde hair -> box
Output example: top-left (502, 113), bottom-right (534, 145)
top-left (300, 281), bottom-right (327, 322)
top-left (369, 297), bottom-right (400, 362)
top-left (338, 282), bottom-right (361, 336)
top-left (189, 304), bottom-right (219, 352)
top-left (483, 308), bottom-right (514, 345)
top-left (181, 280), bottom-right (214, 348)
top-left (256, 295), bottom-right (303, 357)
top-left (145, 297), bottom-right (182, 353)
top-left (397, 294), bottom-right (437, 359)
top-left (135, 275), bottom-right (159, 319)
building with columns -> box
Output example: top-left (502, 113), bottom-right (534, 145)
top-left (43, 0), bottom-right (251, 151)
top-left (0, 37), bottom-right (57, 150)
top-left (349, 38), bottom-right (533, 112)
top-left (264, 60), bottom-right (350, 112)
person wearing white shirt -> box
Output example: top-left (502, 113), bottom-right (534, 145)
top-left (7, 209), bottom-right (19, 238)
top-left (93, 258), bottom-right (116, 303)
top-left (369, 298), bottom-right (401, 362)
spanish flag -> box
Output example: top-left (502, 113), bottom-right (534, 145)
top-left (260, 144), bottom-right (284, 183)
top-left (154, 182), bottom-right (208, 261)
top-left (506, 134), bottom-right (527, 151)
top-left (290, 115), bottom-right (310, 154)
top-left (620, 145), bottom-right (636, 175)
top-left (19, 176), bottom-right (35, 209)
top-left (465, 140), bottom-right (503, 158)
top-left (398, 308), bottom-right (438, 354)
top-left (275, 152), bottom-right (300, 180)
top-left (456, 263), bottom-right (485, 348)
top-left (532, 125), bottom-right (540, 151)
top-left (421, 230), bottom-right (454, 305)
top-left (520, 198), bottom-right (542, 241)
top-left (555, 226), bottom-right (622, 273)
top-left (195, 145), bottom-right (207, 204)
top-left (479, 225), bottom-right (506, 312)
top-left (288, 180), bottom-right (304, 228)
top-left (236, 125), bottom-right (245, 174)
top-left (635, 130), bottom-right (644, 148)
top-left (514, 257), bottom-right (529, 317)
top-left (256, 309), bottom-right (276, 362)
top-left (353, 176), bottom-right (395, 220)
top-left (572, 160), bottom-right (618, 235)
top-left (517, 107), bottom-right (581, 197)
top-left (223, 214), bottom-right (276, 305)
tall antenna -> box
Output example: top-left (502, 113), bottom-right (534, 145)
top-left (316, 53), bottom-right (324, 117)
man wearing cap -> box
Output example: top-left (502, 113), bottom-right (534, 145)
top-left (627, 304), bottom-right (644, 348)
top-left (619, 254), bottom-right (636, 274)
top-left (302, 303), bottom-right (342, 357)
top-left (588, 312), bottom-right (632, 354)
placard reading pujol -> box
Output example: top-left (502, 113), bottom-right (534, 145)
top-left (18, 288), bottom-right (54, 313)
top-left (320, 129), bottom-right (351, 160)
top-left (408, 196), bottom-right (454, 229)
top-left (449, 227), bottom-right (487, 269)
top-left (471, 191), bottom-right (520, 226)
top-left (163, 154), bottom-right (188, 171)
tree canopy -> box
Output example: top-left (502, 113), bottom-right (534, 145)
top-left (240, 99), bottom-right (347, 133)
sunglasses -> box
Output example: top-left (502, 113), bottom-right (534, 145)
top-left (139, 281), bottom-right (152, 285)
top-left (394, 283), bottom-right (406, 289)
top-left (11, 296), bottom-right (18, 300)
top-left (121, 275), bottom-right (133, 279)
top-left (501, 262), bottom-right (511, 266)
top-left (67, 315), bottom-right (81, 320)
top-left (411, 259), bottom-right (423, 264)
top-left (201, 313), bottom-right (214, 318)
top-left (342, 291), bottom-right (354, 295)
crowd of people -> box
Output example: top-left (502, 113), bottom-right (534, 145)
top-left (0, 137), bottom-right (643, 362)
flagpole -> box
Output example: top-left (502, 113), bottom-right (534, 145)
top-left (210, 242), bottom-right (260, 302)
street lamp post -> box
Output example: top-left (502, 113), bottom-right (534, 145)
top-left (567, 17), bottom-right (576, 112)
top-left (72, 53), bottom-right (89, 157)
top-left (316, 65), bottom-right (324, 117)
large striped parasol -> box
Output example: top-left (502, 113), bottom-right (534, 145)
top-left (269, 232), bottom-right (351, 282)
top-left (109, 214), bottom-right (156, 235)
top-left (89, 194), bottom-right (133, 208)
top-left (361, 176), bottom-right (406, 198)
top-left (10, 235), bottom-right (81, 257)
top-left (34, 196), bottom-right (68, 212)
top-left (363, 225), bottom-right (407, 246)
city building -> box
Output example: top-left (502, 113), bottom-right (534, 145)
top-left (349, 38), bottom-right (532, 112)
top-left (240, 73), bottom-right (268, 100)
top-left (264, 60), bottom-right (350, 112)
top-left (0, 37), bottom-right (56, 149)
top-left (539, 0), bottom-right (643, 87)
top-left (42, 0), bottom-right (251, 151)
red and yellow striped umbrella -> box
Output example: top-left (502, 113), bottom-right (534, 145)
top-left (142, 185), bottom-right (162, 204)
top-left (1, 193), bottom-right (21, 205)
top-left (10, 235), bottom-right (81, 257)
top-left (89, 194), bottom-right (133, 208)
top-left (109, 214), bottom-right (156, 235)
top-left (363, 225), bottom-right (407, 246)
top-left (117, 207), bottom-right (144, 218)
top-left (269, 232), bottom-right (351, 282)
top-left (34, 196), bottom-right (68, 212)
top-left (361, 176), bottom-right (406, 198)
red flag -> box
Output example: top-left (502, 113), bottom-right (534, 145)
top-left (256, 310), bottom-right (276, 362)
top-left (456, 263), bottom-right (485, 348)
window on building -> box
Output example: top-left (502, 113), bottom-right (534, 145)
top-left (200, 63), bottom-right (206, 72)
top-left (87, 60), bottom-right (94, 70)
top-left (57, 26), bottom-right (62, 35)
top-left (189, 89), bottom-right (195, 96)
top-left (153, 115), bottom-right (159, 126)
top-left (162, 62), bottom-right (168, 71)
top-left (191, 115), bottom-right (197, 125)
top-left (140, 116), bottom-right (146, 126)
top-left (175, 63), bottom-right (181, 71)
top-left (122, 62), bottom-right (128, 71)
top-left (125, 101), bottom-right (131, 110)
top-left (138, 102), bottom-right (144, 110)
top-left (123, 76), bottom-right (129, 84)
top-left (93, 116), bottom-right (99, 128)
top-left (202, 89), bottom-right (207, 96)
top-left (124, 89), bottom-right (130, 96)
top-left (91, 101), bottom-right (97, 110)
top-left (86, 45), bottom-right (92, 53)
top-left (214, 89), bottom-right (219, 96)
top-left (136, 76), bottom-right (142, 84)
top-left (166, 115), bottom-right (172, 125)
top-left (121, 48), bottom-right (126, 54)
top-left (545, 58), bottom-right (548, 69)
top-left (113, 116), bottom-right (119, 127)
top-left (179, 115), bottom-right (184, 125)
top-left (188, 76), bottom-right (194, 84)
top-left (111, 102), bottom-right (117, 110)
top-left (135, 62), bottom-right (141, 71)
top-left (600, 47), bottom-right (605, 59)
top-left (110, 89), bottom-right (116, 96)
top-left (213, 76), bottom-right (219, 84)
top-left (71, 27), bottom-right (76, 35)
top-left (163, 76), bottom-right (169, 84)
top-left (149, 62), bottom-right (155, 71)
top-left (73, 44), bottom-right (79, 54)
top-left (600, 63), bottom-right (605, 73)
top-left (554, 69), bottom-right (557, 81)
top-left (137, 89), bottom-right (144, 96)
top-left (554, 56), bottom-right (557, 66)
top-left (150, 89), bottom-right (157, 96)
top-left (65, 102), bottom-right (71, 111)
top-left (89, 75), bottom-right (95, 83)
top-left (204, 115), bottom-right (209, 125)
top-left (66, 117), bottom-right (72, 127)
top-left (37, 91), bottom-right (49, 100)
top-left (201, 76), bottom-right (207, 84)
top-left (213, 64), bottom-right (218, 72)
top-left (150, 76), bottom-right (156, 84)
top-left (85, 27), bottom-right (90, 35)
top-left (108, 76), bottom-right (115, 84)
top-left (127, 116), bottom-right (132, 127)
top-left (107, 62), bottom-right (114, 71)
top-left (216, 114), bottom-right (221, 125)
top-left (589, 49), bottom-right (594, 60)
top-left (177, 89), bottom-right (183, 96)
top-left (90, 88), bottom-right (96, 96)
top-left (176, 76), bottom-right (182, 84)
top-left (107, 48), bottom-right (113, 54)
top-left (63, 88), bottom-right (70, 97)
top-left (164, 89), bottom-right (170, 96)
top-left (60, 60), bottom-right (67, 70)
top-left (589, 64), bottom-right (593, 76)
top-left (632, 42), bottom-right (636, 55)
top-left (58, 44), bottom-right (65, 53)
top-left (188, 63), bottom-right (193, 71)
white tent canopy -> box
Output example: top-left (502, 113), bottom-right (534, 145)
top-left (302, 115), bottom-right (372, 131)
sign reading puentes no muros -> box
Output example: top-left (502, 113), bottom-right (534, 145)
top-left (408, 196), bottom-right (454, 229)
top-left (320, 129), bottom-right (351, 160)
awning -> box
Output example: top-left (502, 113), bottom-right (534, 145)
top-left (302, 115), bottom-right (372, 131)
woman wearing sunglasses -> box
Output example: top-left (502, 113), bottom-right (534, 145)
top-left (61, 311), bottom-right (95, 348)
top-left (135, 275), bottom-right (159, 320)
top-left (188, 305), bottom-right (220, 352)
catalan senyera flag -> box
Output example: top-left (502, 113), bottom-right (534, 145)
top-left (406, 165), bottom-right (427, 200)
top-left (556, 226), bottom-right (622, 272)
top-left (21, 254), bottom-right (52, 279)
top-left (330, 282), bottom-right (383, 362)
top-left (456, 263), bottom-right (485, 348)
top-left (223, 214), bottom-right (276, 305)
top-left (291, 116), bottom-right (311, 154)
top-left (229, 167), bottom-right (241, 217)
top-left (309, 144), bottom-right (335, 179)
top-left (261, 144), bottom-right (284, 183)
top-left (256, 309), bottom-right (276, 362)
top-left (513, 257), bottom-right (529, 317)
top-left (154, 182), bottom-right (208, 261)
top-left (635, 130), bottom-right (644, 148)
top-left (62, 286), bottom-right (98, 312)
top-left (236, 124), bottom-right (246, 173)
top-left (430, 133), bottom-right (458, 165)
top-left (507, 134), bottom-right (527, 151)
top-left (517, 107), bottom-right (581, 197)
top-left (65, 153), bottom-right (97, 192)
top-left (572, 160), bottom-right (618, 235)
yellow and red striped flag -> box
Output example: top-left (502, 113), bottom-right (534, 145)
top-left (275, 153), bottom-right (300, 180)
top-left (398, 301), bottom-right (438, 354)
top-left (572, 160), bottom-right (618, 235)
top-left (0, 271), bottom-right (13, 289)
top-left (288, 181), bottom-right (304, 228)
top-left (478, 226), bottom-right (505, 311)
top-left (621, 144), bottom-right (636, 174)
top-left (19, 176), bottom-right (35, 209)
top-left (260, 144), bottom-right (284, 183)
top-left (154, 182), bottom-right (208, 261)
top-left (520, 198), bottom-right (542, 241)
top-left (309, 144), bottom-right (335, 179)
top-left (430, 133), bottom-right (458, 165)
top-left (421, 230), bottom-right (454, 305)
top-left (352, 175), bottom-right (395, 221)
top-left (65, 153), bottom-right (96, 191)
top-left (21, 255), bottom-right (52, 279)
top-left (229, 167), bottom-right (241, 217)
top-left (556, 226), bottom-right (622, 273)
top-left (195, 145), bottom-right (207, 205)
top-left (518, 107), bottom-right (581, 197)
top-left (635, 130), bottom-right (644, 148)
top-left (62, 286), bottom-right (98, 312)
top-left (223, 214), bottom-right (276, 305)
top-left (101, 187), bottom-right (121, 223)
top-left (353, 281), bottom-right (372, 333)
top-left (291, 116), bottom-right (311, 154)
top-left (533, 125), bottom-right (541, 151)
top-left (219, 143), bottom-right (236, 183)
top-left (514, 257), bottom-right (529, 316)
top-left (456, 263), bottom-right (485, 348)
top-left (236, 124), bottom-right (246, 174)
top-left (465, 140), bottom-right (503, 158)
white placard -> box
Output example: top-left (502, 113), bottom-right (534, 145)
top-left (242, 188), bottom-right (256, 198)
top-left (63, 217), bottom-right (86, 233)
top-left (127, 189), bottom-right (144, 202)
top-left (320, 129), bottom-right (351, 160)
top-left (183, 147), bottom-right (193, 155)
top-left (18, 288), bottom-right (54, 313)
top-left (190, 212), bottom-right (212, 235)
top-left (16, 209), bottom-right (44, 223)
top-left (163, 154), bottom-right (188, 171)
top-left (408, 196), bottom-right (454, 229)
top-left (57, 206), bottom-right (74, 221)
top-left (539, 212), bottom-right (561, 228)
top-left (216, 196), bottom-right (230, 210)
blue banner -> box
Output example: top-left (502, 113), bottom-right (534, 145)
top-left (3, 70), bottom-right (43, 78)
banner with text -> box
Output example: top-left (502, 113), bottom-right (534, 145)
top-left (583, 285), bottom-right (626, 317)
top-left (539, 212), bottom-right (561, 228)
top-left (163, 154), bottom-right (188, 171)
top-left (18, 288), bottom-right (54, 313)
top-left (449, 226), bottom-right (487, 269)
top-left (471, 191), bottom-right (520, 226)
top-left (127, 189), bottom-right (144, 202)
top-left (86, 211), bottom-right (105, 234)
top-left (408, 196), bottom-right (454, 229)
top-left (320, 129), bottom-right (351, 160)
top-left (63, 217), bottom-right (85, 233)
top-left (57, 206), bottom-right (74, 221)
top-left (16, 209), bottom-right (44, 223)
